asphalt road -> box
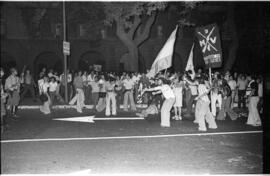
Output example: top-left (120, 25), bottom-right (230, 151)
top-left (1, 109), bottom-right (263, 174)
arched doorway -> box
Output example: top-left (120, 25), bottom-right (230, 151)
top-left (34, 52), bottom-right (61, 77)
top-left (79, 51), bottom-right (105, 71)
top-left (0, 52), bottom-right (17, 75)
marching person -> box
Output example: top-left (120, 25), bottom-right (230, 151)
top-left (194, 76), bottom-right (217, 131)
top-left (105, 76), bottom-right (117, 116)
top-left (89, 76), bottom-right (100, 110)
top-left (246, 76), bottom-right (261, 126)
top-left (38, 76), bottom-right (51, 115)
top-left (210, 73), bottom-right (222, 117)
top-left (216, 79), bottom-right (238, 121)
top-left (228, 75), bottom-right (237, 108)
top-left (5, 68), bottom-right (21, 118)
top-left (172, 75), bottom-right (184, 120)
top-left (184, 71), bottom-right (198, 118)
top-left (123, 74), bottom-right (137, 112)
top-left (237, 75), bottom-right (247, 109)
top-left (69, 71), bottom-right (85, 113)
top-left (20, 69), bottom-right (37, 102)
top-left (143, 77), bottom-right (175, 127)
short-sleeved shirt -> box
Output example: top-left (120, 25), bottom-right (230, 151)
top-left (105, 82), bottom-right (116, 92)
top-left (49, 82), bottom-right (58, 92)
top-left (123, 79), bottom-right (134, 90)
top-left (153, 84), bottom-right (175, 99)
top-left (89, 81), bottom-right (99, 93)
top-left (237, 79), bottom-right (247, 90)
top-left (5, 75), bottom-right (20, 91)
top-left (228, 80), bottom-right (237, 91)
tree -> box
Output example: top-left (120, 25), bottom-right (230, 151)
top-left (21, 2), bottom-right (196, 72)
top-left (103, 2), bottom-right (196, 72)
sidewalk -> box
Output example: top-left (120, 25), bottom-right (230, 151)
top-left (18, 98), bottom-right (240, 110)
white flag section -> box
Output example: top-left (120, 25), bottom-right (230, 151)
top-left (147, 26), bottom-right (178, 78)
top-left (185, 43), bottom-right (195, 79)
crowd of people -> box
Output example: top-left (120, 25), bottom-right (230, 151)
top-left (0, 66), bottom-right (263, 133)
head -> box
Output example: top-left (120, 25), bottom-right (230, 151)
top-left (10, 68), bottom-right (18, 76)
top-left (51, 77), bottom-right (56, 82)
top-left (42, 67), bottom-right (46, 72)
top-left (26, 69), bottom-right (31, 75)
top-left (78, 70), bottom-right (82, 76)
top-left (43, 76), bottom-right (49, 82)
top-left (229, 75), bottom-right (233, 80)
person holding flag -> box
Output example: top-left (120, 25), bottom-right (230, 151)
top-left (143, 77), bottom-right (175, 127)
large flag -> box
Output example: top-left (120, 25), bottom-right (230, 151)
top-left (195, 23), bottom-right (222, 68)
top-left (185, 43), bottom-right (195, 79)
top-left (147, 26), bottom-right (178, 78)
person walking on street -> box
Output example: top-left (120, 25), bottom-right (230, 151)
top-left (5, 68), bottom-right (21, 118)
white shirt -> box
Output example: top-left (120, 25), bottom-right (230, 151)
top-left (87, 74), bottom-right (96, 84)
top-left (228, 80), bottom-right (237, 91)
top-left (38, 80), bottom-right (50, 94)
top-left (123, 79), bottom-right (134, 90)
top-left (153, 84), bottom-right (175, 99)
top-left (89, 81), bottom-right (99, 93)
top-left (198, 84), bottom-right (210, 102)
top-left (49, 82), bottom-right (58, 92)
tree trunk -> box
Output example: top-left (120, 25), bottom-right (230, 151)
top-left (224, 4), bottom-right (239, 71)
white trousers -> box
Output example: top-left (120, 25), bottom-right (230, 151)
top-left (106, 92), bottom-right (116, 116)
top-left (69, 88), bottom-right (85, 113)
top-left (161, 98), bottom-right (175, 127)
top-left (211, 92), bottom-right (222, 117)
top-left (195, 99), bottom-right (217, 131)
top-left (247, 96), bottom-right (261, 126)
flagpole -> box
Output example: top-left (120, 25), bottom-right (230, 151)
top-left (209, 67), bottom-right (212, 86)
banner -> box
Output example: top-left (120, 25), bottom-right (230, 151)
top-left (195, 23), bottom-right (222, 68)
top-left (147, 26), bottom-right (178, 78)
top-left (185, 43), bottom-right (195, 79)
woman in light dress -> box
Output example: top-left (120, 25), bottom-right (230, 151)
top-left (171, 75), bottom-right (184, 120)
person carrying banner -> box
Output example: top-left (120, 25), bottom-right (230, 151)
top-left (143, 77), bottom-right (175, 127)
top-left (194, 75), bottom-right (217, 131)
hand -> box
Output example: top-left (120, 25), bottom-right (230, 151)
top-left (194, 96), bottom-right (199, 101)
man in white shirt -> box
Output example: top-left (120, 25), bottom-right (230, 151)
top-left (123, 74), bottom-right (136, 111)
top-left (144, 77), bottom-right (175, 127)
top-left (105, 78), bottom-right (116, 116)
top-left (195, 76), bottom-right (217, 131)
top-left (228, 75), bottom-right (237, 108)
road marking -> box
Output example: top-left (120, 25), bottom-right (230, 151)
top-left (53, 116), bottom-right (144, 123)
top-left (1, 130), bottom-right (262, 144)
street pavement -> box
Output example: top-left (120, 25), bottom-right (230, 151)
top-left (1, 108), bottom-right (263, 174)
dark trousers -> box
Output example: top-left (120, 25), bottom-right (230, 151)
top-left (238, 90), bottom-right (246, 108)
top-left (21, 84), bottom-right (36, 100)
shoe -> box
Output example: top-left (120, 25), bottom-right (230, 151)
top-left (198, 128), bottom-right (207, 131)
top-left (193, 120), bottom-right (198, 124)
top-left (209, 126), bottom-right (217, 129)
